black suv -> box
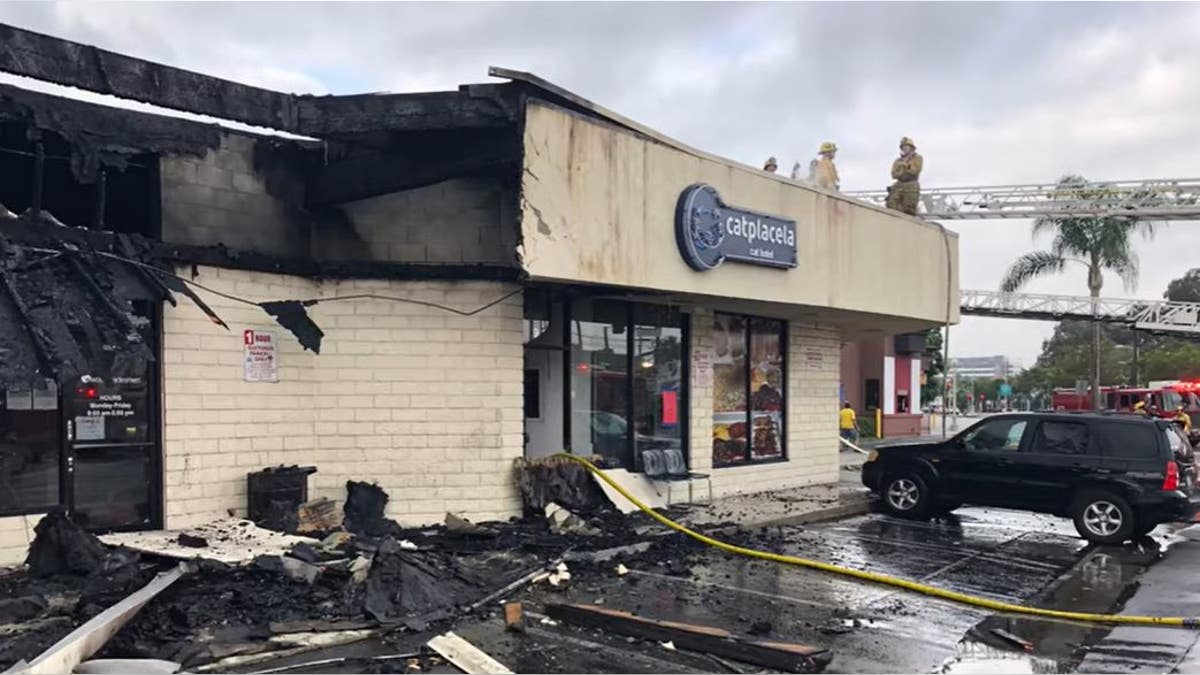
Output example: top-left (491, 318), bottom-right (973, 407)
top-left (862, 413), bottom-right (1198, 544)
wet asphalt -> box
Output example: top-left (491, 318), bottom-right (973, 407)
top-left (249, 505), bottom-right (1200, 674)
top-left (455, 506), bottom-right (1199, 674)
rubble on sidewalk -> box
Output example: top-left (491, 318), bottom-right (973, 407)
top-left (545, 503), bottom-right (602, 536)
top-left (0, 472), bottom-right (828, 674)
top-left (99, 519), bottom-right (319, 565)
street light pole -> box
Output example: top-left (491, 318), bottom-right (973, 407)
top-left (941, 325), bottom-right (949, 438)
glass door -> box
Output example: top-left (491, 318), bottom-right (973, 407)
top-left (63, 369), bottom-right (158, 531)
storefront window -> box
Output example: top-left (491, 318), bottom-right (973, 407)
top-left (712, 315), bottom-right (749, 465)
top-left (570, 299), bottom-right (632, 468)
top-left (750, 318), bottom-right (785, 459)
top-left (554, 298), bottom-right (689, 471)
top-left (1, 380), bottom-right (61, 515)
top-left (712, 313), bottom-right (786, 467)
top-left (632, 305), bottom-right (686, 462)
top-left (523, 289), bottom-right (567, 460)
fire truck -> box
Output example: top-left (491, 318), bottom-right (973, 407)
top-left (1052, 380), bottom-right (1200, 418)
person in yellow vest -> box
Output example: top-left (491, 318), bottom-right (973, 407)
top-left (839, 401), bottom-right (858, 442)
top-left (1175, 405), bottom-right (1192, 432)
top-left (885, 136), bottom-right (923, 215)
top-left (813, 141), bottom-right (840, 191)
top-left (1133, 400), bottom-right (1149, 415)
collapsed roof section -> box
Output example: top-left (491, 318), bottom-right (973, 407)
top-left (0, 24), bottom-right (640, 142)
top-left (0, 24), bottom-right (654, 197)
top-left (0, 22), bottom-right (694, 375)
top-left (0, 213), bottom-right (180, 387)
top-left (0, 211), bottom-right (335, 387)
top-left (0, 83), bottom-right (223, 183)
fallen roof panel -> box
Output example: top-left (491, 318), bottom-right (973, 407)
top-left (0, 213), bottom-right (201, 387)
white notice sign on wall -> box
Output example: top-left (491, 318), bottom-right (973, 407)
top-left (692, 349), bottom-right (713, 388)
top-left (243, 329), bottom-right (279, 382)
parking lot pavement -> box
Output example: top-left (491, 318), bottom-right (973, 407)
top-left (1074, 536), bottom-right (1200, 673)
top-left (450, 505), bottom-right (1176, 674)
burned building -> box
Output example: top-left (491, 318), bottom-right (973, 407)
top-left (0, 24), bottom-right (959, 563)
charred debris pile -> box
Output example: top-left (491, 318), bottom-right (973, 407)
top-left (0, 474), bottom-right (790, 673)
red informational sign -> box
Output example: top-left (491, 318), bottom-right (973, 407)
top-left (662, 389), bottom-right (679, 426)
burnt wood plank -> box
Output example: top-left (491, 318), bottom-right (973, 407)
top-left (295, 90), bottom-right (518, 136)
top-left (0, 23), bottom-right (299, 131)
top-left (545, 603), bottom-right (832, 674)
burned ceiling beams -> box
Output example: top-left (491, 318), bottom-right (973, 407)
top-left (0, 83), bottom-right (221, 182)
top-left (0, 23), bottom-right (300, 132)
top-left (0, 24), bottom-right (523, 140)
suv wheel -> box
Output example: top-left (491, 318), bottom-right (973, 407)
top-left (882, 474), bottom-right (932, 519)
top-left (1072, 490), bottom-right (1136, 545)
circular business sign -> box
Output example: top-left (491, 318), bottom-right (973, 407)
top-left (675, 183), bottom-right (726, 271)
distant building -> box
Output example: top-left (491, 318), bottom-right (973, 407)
top-left (951, 355), bottom-right (1014, 380)
top-left (840, 332), bottom-right (930, 437)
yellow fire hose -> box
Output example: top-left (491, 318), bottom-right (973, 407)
top-left (557, 453), bottom-right (1199, 628)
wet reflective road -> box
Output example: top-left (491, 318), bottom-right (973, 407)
top-left (466, 506), bottom-right (1192, 674)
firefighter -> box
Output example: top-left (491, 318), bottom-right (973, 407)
top-left (885, 136), bottom-right (923, 215)
top-left (1176, 405), bottom-right (1192, 432)
top-left (813, 141), bottom-right (840, 191)
top-left (1134, 400), bottom-right (1149, 415)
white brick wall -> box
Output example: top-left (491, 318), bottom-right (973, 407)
top-left (0, 514), bottom-right (43, 567)
top-left (0, 288), bottom-right (840, 566)
top-left (689, 308), bottom-right (841, 498)
top-left (161, 266), bottom-right (524, 529)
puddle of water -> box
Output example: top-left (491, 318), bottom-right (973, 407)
top-left (937, 640), bottom-right (1071, 674)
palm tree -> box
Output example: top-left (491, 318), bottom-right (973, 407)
top-left (1000, 175), bottom-right (1154, 409)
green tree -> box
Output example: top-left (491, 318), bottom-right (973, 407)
top-left (1166, 268), bottom-right (1200, 302)
top-left (922, 327), bottom-right (945, 404)
top-left (1000, 175), bottom-right (1155, 408)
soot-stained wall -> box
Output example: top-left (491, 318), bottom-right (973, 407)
top-left (160, 132), bottom-right (520, 268)
top-left (160, 134), bottom-right (311, 260)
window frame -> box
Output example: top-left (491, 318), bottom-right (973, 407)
top-left (562, 298), bottom-right (690, 471)
top-left (711, 312), bottom-right (788, 468)
top-left (523, 369), bottom-right (541, 420)
top-left (1098, 421), bottom-right (1165, 459)
top-left (959, 416), bottom-right (1029, 454)
top-left (0, 391), bottom-right (65, 517)
top-left (1026, 420), bottom-right (1093, 456)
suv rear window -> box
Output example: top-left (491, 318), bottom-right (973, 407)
top-left (1099, 422), bottom-right (1159, 459)
top-left (1031, 421), bottom-right (1090, 455)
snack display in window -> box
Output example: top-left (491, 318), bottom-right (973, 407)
top-left (751, 381), bottom-right (783, 411)
top-left (712, 313), bottom-right (785, 466)
top-left (751, 414), bottom-right (782, 458)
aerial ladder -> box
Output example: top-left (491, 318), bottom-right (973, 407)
top-left (843, 176), bottom-right (1200, 336)
top-left (845, 177), bottom-right (1200, 221)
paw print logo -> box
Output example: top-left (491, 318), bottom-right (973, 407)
top-left (690, 204), bottom-right (724, 252)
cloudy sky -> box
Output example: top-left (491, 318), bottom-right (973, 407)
top-left (2, 2), bottom-right (1198, 366)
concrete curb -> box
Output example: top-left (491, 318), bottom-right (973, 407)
top-left (745, 497), bottom-right (873, 529)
